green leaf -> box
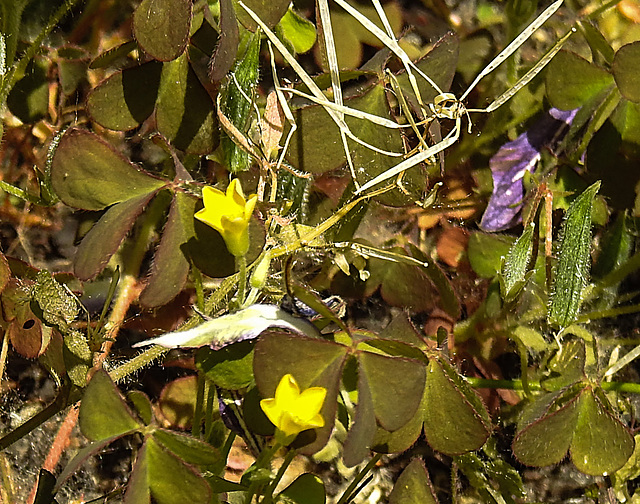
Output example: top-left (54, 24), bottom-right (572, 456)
top-left (51, 128), bottom-right (166, 210)
top-left (548, 181), bottom-right (600, 329)
top-left (613, 41), bottom-right (640, 103)
top-left (79, 370), bottom-right (142, 441)
top-left (546, 51), bottom-right (615, 110)
top-left (513, 391), bottom-right (581, 467)
top-left (468, 232), bottom-right (514, 278)
top-left (140, 191), bottom-right (196, 307)
top-left (133, 0), bottom-right (192, 61)
top-left (152, 429), bottom-right (220, 466)
top-left (542, 339), bottom-right (586, 391)
top-left (195, 340), bottom-right (255, 390)
top-left (156, 53), bottom-right (218, 154)
top-left (158, 376), bottom-right (197, 429)
top-left (56, 46), bottom-right (88, 96)
top-left (513, 388), bottom-right (634, 475)
top-left (145, 437), bottom-right (212, 504)
top-left (235, 0), bottom-right (291, 31)
top-left (208, 0), bottom-right (238, 81)
top-left (31, 270), bottom-right (78, 332)
top-left (219, 31), bottom-right (261, 172)
top-left (87, 61), bottom-right (163, 131)
top-left (388, 459), bottom-right (439, 504)
top-left (372, 383), bottom-right (427, 455)
top-left (342, 364), bottom-right (378, 467)
top-left (423, 357), bottom-right (492, 455)
top-left (500, 222), bottom-right (535, 301)
top-left (75, 191), bottom-right (159, 280)
top-left (277, 8), bottom-right (316, 54)
top-left (279, 473), bottom-right (326, 504)
top-left (358, 350), bottom-right (426, 432)
top-left (7, 57), bottom-right (49, 123)
top-left (571, 390), bottom-right (635, 476)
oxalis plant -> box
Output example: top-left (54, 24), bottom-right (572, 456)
top-left (1, 0), bottom-right (640, 503)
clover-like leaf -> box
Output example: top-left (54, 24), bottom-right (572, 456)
top-left (513, 387), bottom-right (634, 475)
top-left (235, 0), bottom-right (291, 31)
top-left (357, 349), bottom-right (426, 432)
top-left (87, 61), bottom-right (163, 131)
top-left (546, 51), bottom-right (615, 110)
top-left (127, 436), bottom-right (211, 504)
top-left (388, 459), bottom-right (439, 504)
top-left (613, 41), bottom-right (640, 103)
top-left (285, 82), bottom-right (414, 206)
top-left (133, 0), bottom-right (192, 62)
top-left (423, 356), bottom-right (492, 455)
top-left (75, 191), bottom-right (160, 280)
top-left (51, 128), bottom-right (167, 211)
top-left (156, 53), bottom-right (218, 154)
top-left (79, 370), bottom-right (143, 441)
top-left (279, 473), bottom-right (326, 504)
top-left (140, 191), bottom-right (197, 307)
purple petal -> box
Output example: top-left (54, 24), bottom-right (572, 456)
top-left (480, 108), bottom-right (578, 232)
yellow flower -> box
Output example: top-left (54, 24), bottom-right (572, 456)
top-left (195, 179), bottom-right (257, 257)
top-left (260, 374), bottom-right (327, 440)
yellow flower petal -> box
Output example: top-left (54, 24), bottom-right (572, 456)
top-left (259, 374), bottom-right (327, 442)
top-left (194, 180), bottom-right (257, 257)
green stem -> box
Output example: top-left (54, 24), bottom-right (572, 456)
top-left (336, 453), bottom-right (383, 504)
top-left (466, 377), bottom-right (640, 394)
top-left (236, 254), bottom-right (248, 307)
top-left (262, 449), bottom-right (296, 504)
top-left (244, 442), bottom-right (282, 504)
top-left (192, 372), bottom-right (206, 438)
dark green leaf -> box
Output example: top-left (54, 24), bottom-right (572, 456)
top-left (468, 232), bottom-right (514, 278)
top-left (209, 0), bottom-right (238, 81)
top-left (219, 31), bottom-right (261, 172)
top-left (156, 54), bottom-right (218, 153)
top-left (512, 392), bottom-right (580, 467)
top-left (613, 41), bottom-right (640, 103)
top-left (152, 429), bottom-right (220, 466)
top-left (388, 459), bottom-right (439, 504)
top-left (548, 181), bottom-right (600, 329)
top-left (87, 61), bottom-right (163, 131)
top-left (394, 32), bottom-right (458, 113)
top-left (75, 191), bottom-right (159, 280)
top-left (357, 350), bottom-right (425, 432)
top-left (423, 357), bottom-right (491, 455)
top-left (546, 51), bottom-right (615, 110)
top-left (342, 365), bottom-right (377, 467)
top-left (133, 0), bottom-right (192, 61)
top-left (7, 58), bottom-right (49, 123)
top-left (235, 0), bottom-right (291, 31)
top-left (285, 83), bottom-right (411, 206)
top-left (146, 437), bottom-right (212, 504)
top-left (140, 191), bottom-right (196, 307)
top-left (79, 370), bottom-right (142, 441)
top-left (51, 128), bottom-right (166, 210)
top-left (571, 390), bottom-right (634, 475)
top-left (195, 340), bottom-right (254, 390)
top-left (279, 473), bottom-right (326, 504)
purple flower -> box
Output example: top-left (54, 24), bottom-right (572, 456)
top-left (480, 108), bottom-right (578, 232)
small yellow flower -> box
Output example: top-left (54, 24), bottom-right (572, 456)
top-left (260, 374), bottom-right (327, 440)
top-left (195, 179), bottom-right (257, 257)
